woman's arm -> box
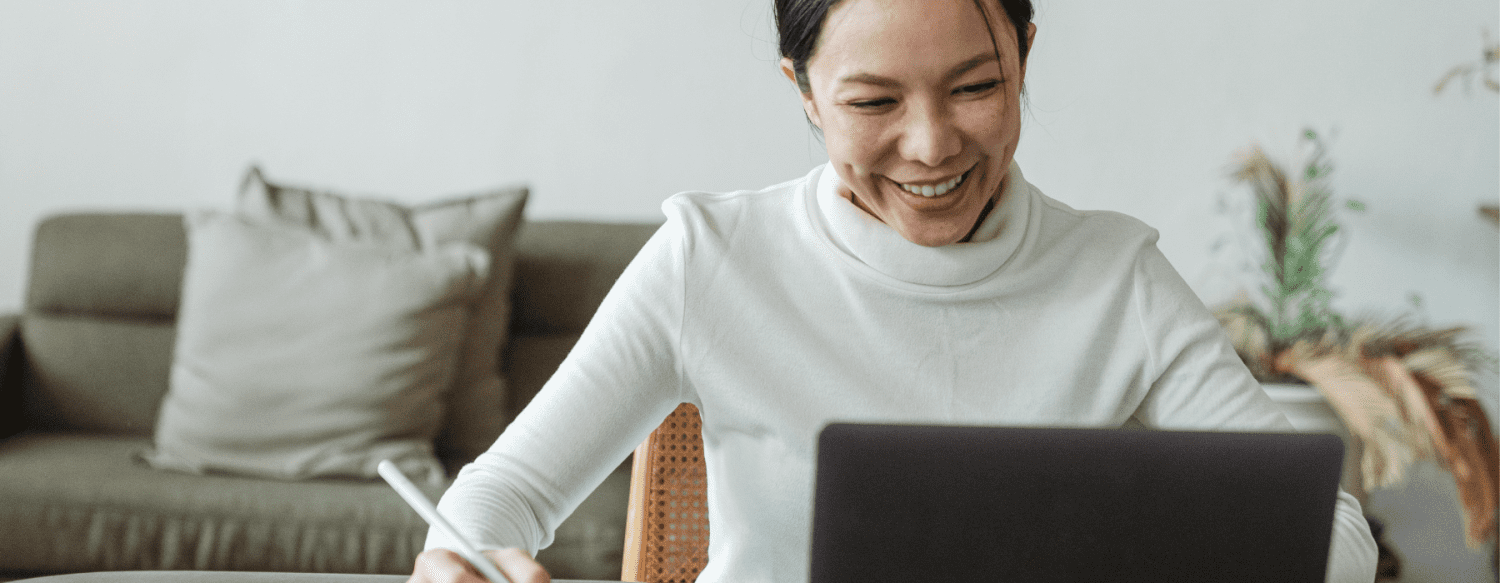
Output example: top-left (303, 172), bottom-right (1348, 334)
top-left (424, 214), bottom-right (693, 558)
top-left (1127, 241), bottom-right (1378, 583)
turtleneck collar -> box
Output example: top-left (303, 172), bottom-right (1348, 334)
top-left (807, 161), bottom-right (1032, 288)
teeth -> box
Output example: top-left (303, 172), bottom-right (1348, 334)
top-left (899, 171), bottom-right (968, 197)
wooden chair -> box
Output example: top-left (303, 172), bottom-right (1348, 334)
top-left (621, 403), bottom-right (710, 582)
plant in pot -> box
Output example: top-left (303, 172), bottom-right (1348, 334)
top-left (1211, 129), bottom-right (1499, 561)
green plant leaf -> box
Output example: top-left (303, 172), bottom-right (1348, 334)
top-left (1230, 129), bottom-right (1351, 346)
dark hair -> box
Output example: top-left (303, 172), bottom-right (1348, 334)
top-left (776, 0), bottom-right (1034, 94)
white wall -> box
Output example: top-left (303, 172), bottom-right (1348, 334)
top-left (1, 0), bottom-right (1496, 577)
top-left (1021, 0), bottom-right (1499, 353)
top-left (1, 1), bottom-right (1495, 337)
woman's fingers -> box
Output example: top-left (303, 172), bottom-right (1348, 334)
top-left (408, 548), bottom-right (483, 583)
top-left (408, 547), bottom-right (549, 583)
top-left (488, 548), bottom-right (551, 583)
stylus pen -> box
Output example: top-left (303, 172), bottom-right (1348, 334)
top-left (377, 460), bottom-right (511, 583)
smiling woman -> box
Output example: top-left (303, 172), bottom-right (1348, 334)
top-left (779, 0), bottom-right (1034, 246)
top-left (406, 1), bottom-right (1380, 582)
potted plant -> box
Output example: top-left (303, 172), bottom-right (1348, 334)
top-left (1212, 129), bottom-right (1498, 555)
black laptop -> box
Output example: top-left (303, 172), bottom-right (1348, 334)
top-left (809, 424), bottom-right (1345, 583)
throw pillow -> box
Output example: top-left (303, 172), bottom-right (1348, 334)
top-left (145, 211), bottom-right (489, 482)
top-left (236, 167), bottom-right (528, 463)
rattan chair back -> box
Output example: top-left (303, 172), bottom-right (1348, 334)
top-left (621, 403), bottom-right (709, 582)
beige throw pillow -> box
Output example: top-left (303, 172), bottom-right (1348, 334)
top-left (146, 212), bottom-right (489, 482)
top-left (236, 167), bottom-right (528, 463)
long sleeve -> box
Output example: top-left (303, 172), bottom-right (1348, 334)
top-left (1128, 239), bottom-right (1378, 583)
top-left (425, 214), bottom-right (691, 555)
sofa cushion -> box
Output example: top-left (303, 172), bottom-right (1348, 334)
top-left (238, 168), bottom-right (528, 464)
top-left (0, 433), bottom-right (428, 574)
top-left (0, 433), bottom-right (629, 579)
top-left (20, 214), bottom-right (185, 435)
top-left (504, 333), bottom-right (584, 414)
top-left (145, 212), bottom-right (488, 482)
top-left (20, 315), bottom-right (175, 435)
top-left (510, 222), bottom-right (660, 335)
top-left (25, 214), bottom-right (187, 319)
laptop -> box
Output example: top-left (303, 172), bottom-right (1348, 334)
top-left (809, 424), bottom-right (1345, 583)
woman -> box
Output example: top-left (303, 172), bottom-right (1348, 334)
top-left (409, 1), bottom-right (1378, 581)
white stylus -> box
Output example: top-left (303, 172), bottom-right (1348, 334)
top-left (377, 460), bottom-right (511, 583)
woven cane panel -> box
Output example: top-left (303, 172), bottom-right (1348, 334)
top-left (641, 403), bottom-right (709, 582)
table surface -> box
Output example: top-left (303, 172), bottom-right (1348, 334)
top-left (13, 573), bottom-right (612, 583)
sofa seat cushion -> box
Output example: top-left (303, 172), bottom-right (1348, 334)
top-left (0, 433), bottom-right (429, 574)
top-left (0, 434), bottom-right (629, 579)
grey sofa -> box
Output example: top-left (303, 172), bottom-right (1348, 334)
top-left (0, 213), bottom-right (660, 581)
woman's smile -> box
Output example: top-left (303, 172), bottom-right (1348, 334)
top-left (893, 166), bottom-right (972, 198)
top-left (865, 164), bottom-right (980, 217)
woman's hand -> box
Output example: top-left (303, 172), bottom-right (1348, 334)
top-left (407, 548), bottom-right (550, 583)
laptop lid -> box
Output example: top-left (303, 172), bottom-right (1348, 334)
top-left (810, 424), bottom-right (1344, 583)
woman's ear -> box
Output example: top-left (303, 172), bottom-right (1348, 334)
top-left (778, 56), bottom-right (799, 87)
top-left (1020, 23), bottom-right (1037, 78)
top-left (780, 57), bottom-right (823, 130)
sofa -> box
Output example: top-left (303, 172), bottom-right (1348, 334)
top-left (0, 212), bottom-right (661, 581)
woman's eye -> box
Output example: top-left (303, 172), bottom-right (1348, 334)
top-left (956, 80), bottom-right (1000, 95)
top-left (850, 98), bottom-right (896, 109)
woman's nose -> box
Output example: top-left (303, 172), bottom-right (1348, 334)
top-left (898, 103), bottom-right (961, 167)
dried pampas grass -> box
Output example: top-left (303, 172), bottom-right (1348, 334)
top-left (1264, 319), bottom-right (1498, 548)
top-left (1215, 132), bottom-right (1497, 549)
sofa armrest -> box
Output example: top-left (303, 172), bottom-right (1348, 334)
top-left (0, 312), bottom-right (23, 439)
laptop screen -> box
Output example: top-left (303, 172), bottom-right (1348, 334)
top-left (810, 424), bottom-right (1343, 583)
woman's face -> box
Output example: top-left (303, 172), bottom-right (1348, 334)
top-left (783, 0), bottom-right (1034, 247)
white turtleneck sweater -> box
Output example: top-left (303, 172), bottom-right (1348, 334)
top-left (428, 163), bottom-right (1377, 582)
